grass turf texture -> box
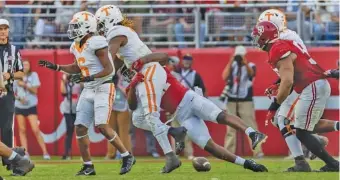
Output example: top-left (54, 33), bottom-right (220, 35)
top-left (0, 157), bottom-right (338, 180)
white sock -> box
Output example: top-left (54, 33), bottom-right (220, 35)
top-left (245, 127), bottom-right (255, 136)
top-left (8, 151), bottom-right (17, 160)
top-left (155, 131), bottom-right (173, 154)
top-left (234, 156), bottom-right (246, 166)
top-left (84, 161), bottom-right (92, 165)
top-left (120, 151), bottom-right (130, 157)
top-left (285, 134), bottom-right (304, 157)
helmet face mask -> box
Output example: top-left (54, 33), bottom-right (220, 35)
top-left (67, 11), bottom-right (97, 42)
top-left (95, 5), bottom-right (124, 37)
top-left (67, 23), bottom-right (84, 41)
top-left (252, 21), bottom-right (279, 51)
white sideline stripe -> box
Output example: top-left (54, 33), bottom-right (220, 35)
top-left (209, 96), bottom-right (340, 110)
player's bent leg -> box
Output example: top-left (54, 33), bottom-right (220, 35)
top-left (96, 124), bottom-right (136, 175)
top-left (216, 111), bottom-right (267, 150)
top-left (313, 119), bottom-right (339, 133)
top-left (276, 116), bottom-right (311, 172)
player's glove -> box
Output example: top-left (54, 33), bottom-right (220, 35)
top-left (324, 69), bottom-right (339, 79)
top-left (264, 83), bottom-right (279, 99)
top-left (265, 98), bottom-right (281, 126)
top-left (70, 74), bottom-right (94, 83)
top-left (38, 60), bottom-right (59, 71)
top-left (126, 73), bottom-right (144, 94)
top-left (131, 59), bottom-right (144, 72)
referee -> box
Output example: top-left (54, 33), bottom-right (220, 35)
top-left (0, 19), bottom-right (24, 170)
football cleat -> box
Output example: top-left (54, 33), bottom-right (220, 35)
top-left (75, 164), bottom-right (96, 176)
top-left (161, 157), bottom-right (181, 173)
top-left (11, 156), bottom-right (35, 176)
top-left (244, 159), bottom-right (268, 172)
top-left (318, 162), bottom-right (339, 172)
top-left (120, 154), bottom-right (136, 175)
top-left (284, 160), bottom-right (311, 172)
top-left (169, 126), bottom-right (187, 155)
top-left (249, 132), bottom-right (267, 150)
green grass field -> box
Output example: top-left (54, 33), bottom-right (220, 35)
top-left (0, 157), bottom-right (339, 180)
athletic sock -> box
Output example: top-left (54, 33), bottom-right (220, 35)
top-left (296, 129), bottom-right (337, 166)
top-left (84, 161), bottom-right (93, 165)
top-left (155, 131), bottom-right (173, 154)
top-left (234, 156), bottom-right (246, 166)
top-left (8, 151), bottom-right (17, 161)
top-left (245, 127), bottom-right (256, 136)
top-left (335, 121), bottom-right (339, 131)
top-left (120, 151), bottom-right (130, 158)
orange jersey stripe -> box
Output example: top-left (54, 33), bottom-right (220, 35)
top-left (144, 67), bottom-right (153, 113)
top-left (286, 95), bottom-right (300, 121)
top-left (148, 65), bottom-right (157, 112)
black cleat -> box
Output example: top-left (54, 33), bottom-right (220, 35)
top-left (120, 154), bottom-right (136, 175)
top-left (284, 159), bottom-right (311, 172)
top-left (75, 164), bottom-right (96, 176)
top-left (161, 156), bottom-right (181, 173)
top-left (244, 159), bottom-right (268, 172)
top-left (169, 126), bottom-right (187, 155)
top-left (249, 132), bottom-right (267, 150)
top-left (11, 156), bottom-right (35, 176)
top-left (319, 162), bottom-right (339, 172)
top-left (12, 147), bottom-right (26, 157)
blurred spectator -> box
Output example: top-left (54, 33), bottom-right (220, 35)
top-left (174, 0), bottom-right (206, 48)
top-left (105, 75), bottom-right (132, 159)
top-left (60, 74), bottom-right (82, 160)
top-left (121, 0), bottom-right (150, 36)
top-left (286, 0), bottom-right (324, 42)
top-left (220, 46), bottom-right (263, 158)
top-left (32, 0), bottom-right (57, 46)
top-left (200, 0), bottom-right (223, 42)
top-left (149, 0), bottom-right (176, 44)
top-left (55, 0), bottom-right (82, 34)
top-left (6, 0), bottom-right (35, 49)
top-left (14, 60), bottom-right (50, 160)
top-left (223, 0), bottom-right (247, 42)
top-left (80, 0), bottom-right (100, 14)
top-left (316, 0), bottom-right (339, 42)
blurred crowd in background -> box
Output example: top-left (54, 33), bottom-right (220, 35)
top-left (0, 0), bottom-right (338, 49)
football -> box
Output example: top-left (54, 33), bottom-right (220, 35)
top-left (192, 157), bottom-right (211, 172)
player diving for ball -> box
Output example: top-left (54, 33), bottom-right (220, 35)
top-left (38, 11), bottom-right (135, 176)
top-left (252, 20), bottom-right (339, 172)
top-left (125, 63), bottom-right (269, 172)
top-left (257, 9), bottom-right (339, 172)
top-left (95, 5), bottom-right (187, 173)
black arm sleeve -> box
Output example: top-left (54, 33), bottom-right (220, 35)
top-left (14, 49), bottom-right (23, 72)
top-left (194, 73), bottom-right (206, 94)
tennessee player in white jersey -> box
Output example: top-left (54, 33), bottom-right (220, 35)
top-left (95, 5), bottom-right (187, 173)
top-left (258, 9), bottom-right (339, 172)
top-left (38, 11), bottom-right (135, 176)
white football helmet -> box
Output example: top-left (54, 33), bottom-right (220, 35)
top-left (258, 9), bottom-right (286, 32)
top-left (95, 5), bottom-right (124, 37)
top-left (67, 11), bottom-right (97, 42)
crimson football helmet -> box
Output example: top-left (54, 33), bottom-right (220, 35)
top-left (251, 21), bottom-right (279, 50)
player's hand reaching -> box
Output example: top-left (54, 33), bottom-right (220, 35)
top-left (131, 59), bottom-right (144, 72)
top-left (265, 98), bottom-right (281, 126)
top-left (70, 74), bottom-right (94, 83)
top-left (38, 60), bottom-right (59, 71)
top-left (126, 73), bottom-right (144, 94)
top-left (324, 69), bottom-right (339, 79)
top-left (264, 83), bottom-right (279, 99)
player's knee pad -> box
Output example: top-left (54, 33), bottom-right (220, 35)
top-left (145, 112), bottom-right (169, 136)
top-left (280, 125), bottom-right (295, 138)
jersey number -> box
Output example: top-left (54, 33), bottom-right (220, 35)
top-left (77, 57), bottom-right (90, 76)
top-left (292, 41), bottom-right (316, 65)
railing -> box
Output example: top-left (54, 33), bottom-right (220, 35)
top-left (0, 2), bottom-right (338, 48)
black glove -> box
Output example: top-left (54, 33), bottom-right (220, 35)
top-left (327, 69), bottom-right (339, 79)
top-left (70, 74), bottom-right (95, 83)
top-left (38, 60), bottom-right (59, 71)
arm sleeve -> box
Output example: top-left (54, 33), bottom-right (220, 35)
top-left (32, 72), bottom-right (41, 87)
top-left (194, 73), bottom-right (206, 94)
top-left (15, 50), bottom-right (23, 72)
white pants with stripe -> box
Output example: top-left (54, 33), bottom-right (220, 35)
top-left (294, 79), bottom-right (331, 131)
top-left (75, 83), bottom-right (115, 128)
top-left (277, 90), bottom-right (299, 121)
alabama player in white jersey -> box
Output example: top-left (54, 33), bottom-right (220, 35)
top-left (39, 11), bottom-right (135, 176)
top-left (258, 9), bottom-right (339, 172)
top-left (95, 5), bottom-right (187, 173)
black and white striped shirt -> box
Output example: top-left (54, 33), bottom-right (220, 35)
top-left (0, 44), bottom-right (23, 90)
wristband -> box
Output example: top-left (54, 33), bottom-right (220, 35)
top-left (268, 98), bottom-right (281, 111)
top-left (56, 65), bottom-right (60, 71)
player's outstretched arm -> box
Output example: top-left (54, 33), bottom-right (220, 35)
top-left (38, 60), bottom-right (81, 74)
top-left (276, 53), bottom-right (296, 104)
top-left (93, 47), bottom-right (113, 78)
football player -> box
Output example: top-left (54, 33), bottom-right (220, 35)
top-left (126, 66), bottom-right (268, 172)
top-left (258, 9), bottom-right (339, 171)
top-left (95, 5), bottom-right (187, 173)
top-left (38, 11), bottom-right (135, 175)
top-left (252, 21), bottom-right (339, 172)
